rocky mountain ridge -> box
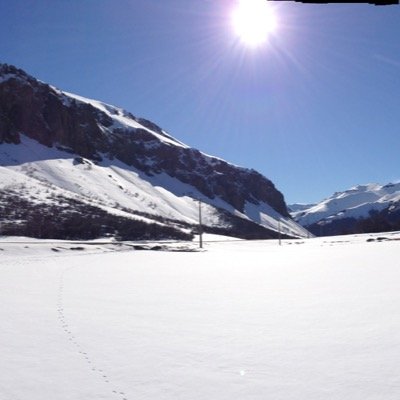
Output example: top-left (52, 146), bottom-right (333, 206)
top-left (0, 63), bottom-right (308, 240)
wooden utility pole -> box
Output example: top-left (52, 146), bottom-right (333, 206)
top-left (198, 200), bottom-right (203, 249)
top-left (278, 218), bottom-right (281, 246)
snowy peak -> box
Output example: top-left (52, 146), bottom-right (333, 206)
top-left (291, 182), bottom-right (400, 236)
top-left (0, 63), bottom-right (34, 85)
top-left (288, 203), bottom-right (316, 213)
top-left (0, 63), bottom-right (288, 217)
top-left (0, 63), bottom-right (309, 240)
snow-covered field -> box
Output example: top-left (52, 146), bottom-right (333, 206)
top-left (1, 233), bottom-right (400, 400)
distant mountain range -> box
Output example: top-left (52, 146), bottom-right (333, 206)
top-left (0, 63), bottom-right (309, 240)
top-left (290, 183), bottom-right (400, 236)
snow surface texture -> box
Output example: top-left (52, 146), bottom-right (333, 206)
top-left (1, 232), bottom-right (400, 400)
top-left (0, 135), bottom-right (309, 238)
top-left (291, 183), bottom-right (400, 226)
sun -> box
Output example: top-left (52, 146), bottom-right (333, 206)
top-left (231, 0), bottom-right (278, 48)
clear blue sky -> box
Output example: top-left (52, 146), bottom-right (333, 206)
top-left (1, 0), bottom-right (399, 204)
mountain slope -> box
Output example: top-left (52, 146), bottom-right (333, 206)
top-left (0, 63), bottom-right (308, 240)
top-left (291, 183), bottom-right (400, 236)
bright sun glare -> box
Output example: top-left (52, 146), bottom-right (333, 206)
top-left (231, 0), bottom-right (277, 48)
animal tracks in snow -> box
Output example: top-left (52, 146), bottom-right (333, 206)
top-left (57, 268), bottom-right (130, 400)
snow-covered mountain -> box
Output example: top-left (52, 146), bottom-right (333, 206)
top-left (291, 183), bottom-right (400, 236)
top-left (288, 203), bottom-right (316, 213)
top-left (0, 63), bottom-right (308, 240)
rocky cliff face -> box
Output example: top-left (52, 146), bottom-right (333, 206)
top-left (0, 63), bottom-right (289, 219)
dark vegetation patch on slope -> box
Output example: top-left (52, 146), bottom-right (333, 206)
top-left (0, 190), bottom-right (193, 241)
top-left (0, 187), bottom-right (290, 241)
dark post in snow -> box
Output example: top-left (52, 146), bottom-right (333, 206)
top-left (278, 218), bottom-right (282, 246)
top-left (198, 200), bottom-right (203, 249)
